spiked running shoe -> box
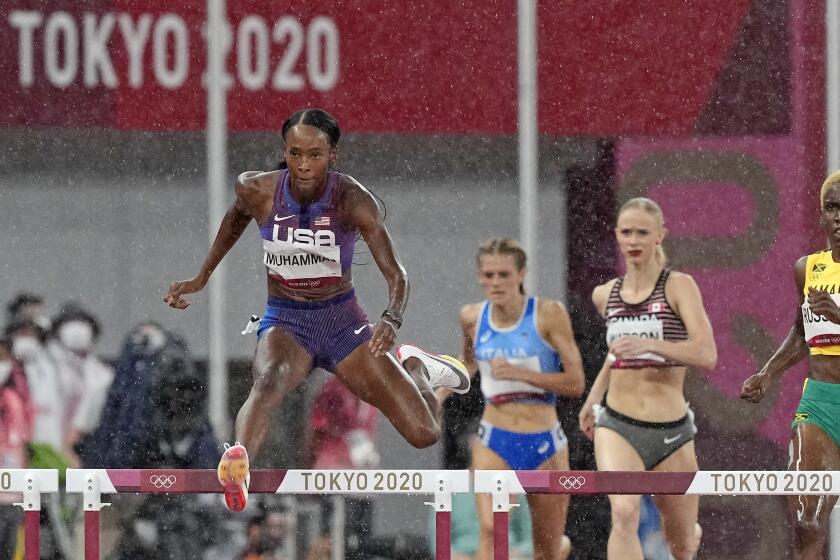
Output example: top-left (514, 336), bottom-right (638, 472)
top-left (396, 344), bottom-right (471, 394)
top-left (218, 442), bottom-right (250, 512)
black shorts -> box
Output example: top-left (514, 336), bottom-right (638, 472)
top-left (595, 404), bottom-right (696, 470)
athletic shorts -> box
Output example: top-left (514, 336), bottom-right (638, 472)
top-left (792, 378), bottom-right (840, 449)
top-left (595, 404), bottom-right (696, 470)
top-left (477, 420), bottom-right (568, 470)
top-left (257, 290), bottom-right (372, 370)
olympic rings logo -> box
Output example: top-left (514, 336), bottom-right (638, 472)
top-left (557, 475), bottom-right (586, 490)
top-left (149, 474), bottom-right (177, 489)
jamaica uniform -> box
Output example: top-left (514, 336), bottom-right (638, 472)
top-left (793, 250), bottom-right (840, 446)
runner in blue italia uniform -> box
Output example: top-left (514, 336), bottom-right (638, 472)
top-left (449, 238), bottom-right (585, 560)
top-left (164, 109), bottom-right (469, 512)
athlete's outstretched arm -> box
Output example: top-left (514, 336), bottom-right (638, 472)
top-left (576, 280), bottom-right (617, 438)
top-left (164, 173), bottom-right (259, 309)
top-left (578, 356), bottom-right (612, 440)
top-left (458, 303), bottom-right (481, 376)
top-left (741, 257), bottom-right (809, 403)
top-left (608, 272), bottom-right (718, 370)
top-left (343, 181), bottom-right (408, 357)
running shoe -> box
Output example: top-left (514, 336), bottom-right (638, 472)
top-left (217, 442), bottom-right (250, 512)
top-left (396, 344), bottom-right (471, 394)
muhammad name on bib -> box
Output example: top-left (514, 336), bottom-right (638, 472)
top-left (263, 226), bottom-right (341, 285)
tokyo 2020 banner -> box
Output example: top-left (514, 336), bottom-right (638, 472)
top-left (0, 0), bottom-right (785, 135)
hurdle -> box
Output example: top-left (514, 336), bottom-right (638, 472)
top-left (66, 468), bottom-right (470, 560)
top-left (0, 469), bottom-right (60, 560)
top-left (474, 470), bottom-right (840, 560)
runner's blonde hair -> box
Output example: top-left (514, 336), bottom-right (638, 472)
top-left (820, 170), bottom-right (840, 207)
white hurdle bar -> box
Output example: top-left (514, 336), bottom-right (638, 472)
top-left (0, 469), bottom-right (60, 560)
top-left (66, 468), bottom-right (470, 560)
top-left (475, 470), bottom-right (840, 560)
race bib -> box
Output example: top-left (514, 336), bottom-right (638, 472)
top-left (263, 239), bottom-right (341, 281)
top-left (479, 355), bottom-right (547, 398)
top-left (802, 296), bottom-right (840, 346)
top-left (606, 316), bottom-right (665, 363)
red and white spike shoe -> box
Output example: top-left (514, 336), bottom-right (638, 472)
top-left (217, 442), bottom-right (250, 512)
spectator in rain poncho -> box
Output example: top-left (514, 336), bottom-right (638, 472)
top-left (0, 338), bottom-right (33, 560)
top-left (81, 323), bottom-right (241, 560)
top-left (80, 322), bottom-right (218, 469)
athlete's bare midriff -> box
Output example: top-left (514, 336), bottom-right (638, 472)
top-left (808, 354), bottom-right (840, 384)
top-left (266, 274), bottom-right (354, 302)
top-left (606, 365), bottom-right (688, 422)
top-left (483, 401), bottom-right (559, 433)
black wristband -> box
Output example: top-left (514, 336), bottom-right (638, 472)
top-left (381, 309), bottom-right (403, 329)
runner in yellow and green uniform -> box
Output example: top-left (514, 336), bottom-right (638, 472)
top-left (742, 169), bottom-right (840, 560)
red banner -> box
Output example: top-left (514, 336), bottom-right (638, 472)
top-left (1, 0), bottom-right (758, 133)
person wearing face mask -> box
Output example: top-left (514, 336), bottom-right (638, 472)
top-left (47, 305), bottom-right (114, 467)
top-left (0, 338), bottom-right (33, 560)
top-left (5, 320), bottom-right (64, 454)
top-left (5, 319), bottom-right (74, 558)
top-left (6, 318), bottom-right (73, 558)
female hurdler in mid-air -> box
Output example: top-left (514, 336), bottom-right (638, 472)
top-left (164, 108), bottom-right (469, 511)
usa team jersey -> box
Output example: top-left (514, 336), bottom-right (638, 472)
top-left (474, 297), bottom-right (562, 405)
top-left (258, 170), bottom-right (357, 294)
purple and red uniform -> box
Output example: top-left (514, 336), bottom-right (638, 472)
top-left (257, 170), bottom-right (371, 369)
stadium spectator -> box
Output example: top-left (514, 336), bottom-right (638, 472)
top-left (47, 303), bottom-right (113, 467)
top-left (0, 338), bottom-right (33, 560)
top-left (6, 292), bottom-right (50, 332)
